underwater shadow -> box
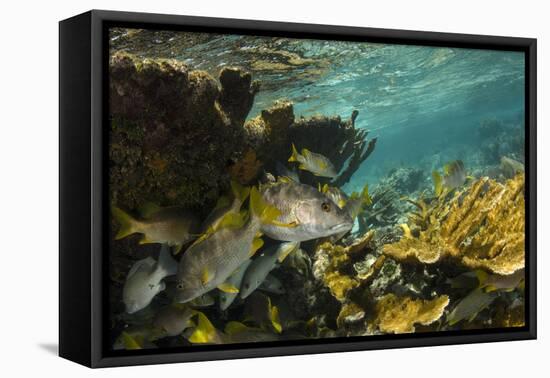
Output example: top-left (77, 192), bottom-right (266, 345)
top-left (38, 343), bottom-right (58, 356)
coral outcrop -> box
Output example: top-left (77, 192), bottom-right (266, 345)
top-left (109, 52), bottom-right (259, 213)
top-left (245, 103), bottom-right (376, 187)
top-left (382, 174), bottom-right (525, 275)
top-left (372, 294), bottom-right (449, 333)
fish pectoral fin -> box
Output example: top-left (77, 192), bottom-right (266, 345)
top-left (272, 220), bottom-right (299, 228)
top-left (298, 163), bottom-right (308, 171)
top-left (200, 268), bottom-right (211, 285)
top-left (217, 283), bottom-right (239, 293)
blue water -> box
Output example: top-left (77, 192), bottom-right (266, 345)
top-left (248, 42), bottom-right (525, 191)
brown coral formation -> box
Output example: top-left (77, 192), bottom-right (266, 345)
top-left (382, 174), bottom-right (525, 275)
top-left (109, 52), bottom-right (259, 213)
top-left (245, 103), bottom-right (376, 187)
top-left (373, 294), bottom-right (450, 333)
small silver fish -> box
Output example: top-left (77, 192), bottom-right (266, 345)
top-left (219, 259), bottom-right (253, 311)
top-left (432, 160), bottom-right (467, 197)
top-left (152, 304), bottom-right (196, 337)
top-left (260, 181), bottom-right (353, 242)
top-left (240, 242), bottom-right (299, 299)
top-left (447, 288), bottom-right (499, 326)
top-left (288, 144), bottom-right (338, 178)
top-left (123, 245), bottom-right (177, 314)
top-left (112, 205), bottom-right (201, 254)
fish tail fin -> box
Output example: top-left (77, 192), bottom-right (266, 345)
top-left (288, 143), bottom-right (300, 163)
top-left (249, 186), bottom-right (282, 225)
top-left (188, 312), bottom-right (218, 344)
top-left (157, 244), bottom-right (178, 277)
top-left (268, 299), bottom-right (282, 334)
top-left (112, 206), bottom-right (139, 240)
top-left (432, 171), bottom-right (443, 197)
top-left (224, 321), bottom-right (249, 336)
top-left (230, 180), bottom-right (251, 203)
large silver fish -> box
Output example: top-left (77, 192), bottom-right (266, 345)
top-left (260, 181), bottom-right (353, 241)
top-left (123, 245), bottom-right (177, 314)
top-left (152, 304), bottom-right (196, 337)
top-left (174, 188), bottom-right (280, 304)
top-left (240, 242), bottom-right (299, 299)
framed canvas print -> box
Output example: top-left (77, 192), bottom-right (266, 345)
top-left (59, 10), bottom-right (536, 368)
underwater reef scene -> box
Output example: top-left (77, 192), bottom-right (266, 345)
top-left (108, 28), bottom-right (526, 350)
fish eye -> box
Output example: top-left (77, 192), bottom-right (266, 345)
top-left (321, 202), bottom-right (331, 212)
top-left (176, 283), bottom-right (183, 289)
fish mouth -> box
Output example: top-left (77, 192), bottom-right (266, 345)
top-left (330, 222), bottom-right (353, 233)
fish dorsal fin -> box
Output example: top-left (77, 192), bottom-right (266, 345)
top-left (224, 321), bottom-right (250, 335)
top-left (188, 312), bottom-right (217, 344)
top-left (288, 143), bottom-right (300, 163)
top-left (192, 210), bottom-right (248, 248)
top-left (138, 202), bottom-right (162, 219)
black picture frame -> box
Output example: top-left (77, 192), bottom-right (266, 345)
top-left (59, 9), bottom-right (537, 368)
